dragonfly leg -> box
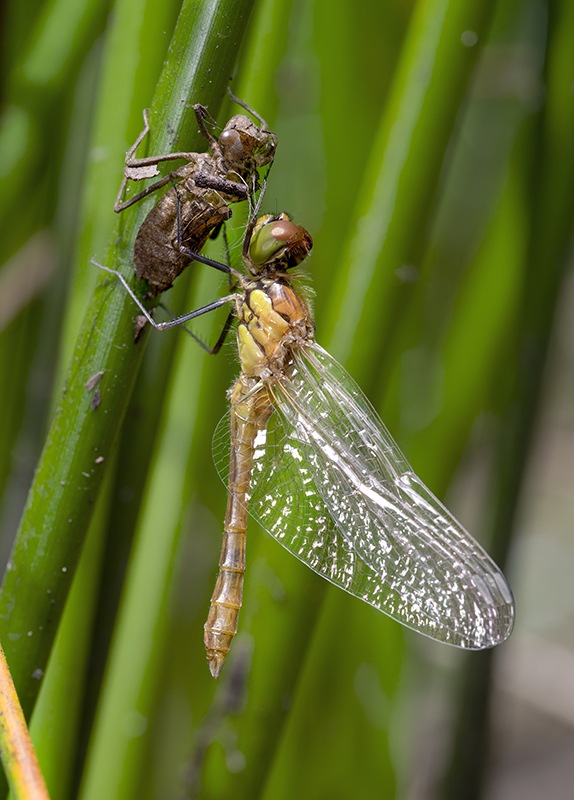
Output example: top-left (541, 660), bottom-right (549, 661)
top-left (92, 259), bottom-right (236, 331)
top-left (169, 181), bottom-right (243, 278)
top-left (156, 304), bottom-right (235, 354)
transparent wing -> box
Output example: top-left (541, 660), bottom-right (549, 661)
top-left (213, 343), bottom-right (515, 649)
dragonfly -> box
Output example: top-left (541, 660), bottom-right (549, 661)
top-left (114, 94), bottom-right (277, 295)
top-left (98, 204), bottom-right (515, 679)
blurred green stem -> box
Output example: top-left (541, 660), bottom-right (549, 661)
top-left (441, 1), bottom-right (574, 797)
top-left (321, 0), bottom-right (496, 388)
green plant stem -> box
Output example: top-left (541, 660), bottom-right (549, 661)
top-left (0, 0), bottom-right (256, 724)
top-left (441, 1), bottom-right (574, 797)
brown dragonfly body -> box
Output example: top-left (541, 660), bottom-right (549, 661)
top-left (203, 220), bottom-right (314, 677)
top-left (97, 205), bottom-right (514, 681)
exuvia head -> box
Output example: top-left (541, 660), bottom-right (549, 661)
top-left (219, 116), bottom-right (278, 172)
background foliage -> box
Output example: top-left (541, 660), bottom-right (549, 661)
top-left (0, 0), bottom-right (572, 798)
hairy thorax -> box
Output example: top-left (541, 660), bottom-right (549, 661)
top-left (235, 278), bottom-right (314, 380)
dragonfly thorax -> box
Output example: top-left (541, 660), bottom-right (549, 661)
top-left (235, 279), bottom-right (314, 379)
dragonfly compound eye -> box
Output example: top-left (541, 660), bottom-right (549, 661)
top-left (249, 213), bottom-right (313, 270)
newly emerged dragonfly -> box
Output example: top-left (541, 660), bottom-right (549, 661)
top-left (114, 96), bottom-right (277, 295)
top-left (98, 209), bottom-right (515, 679)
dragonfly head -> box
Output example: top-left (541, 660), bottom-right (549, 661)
top-left (246, 213), bottom-right (313, 275)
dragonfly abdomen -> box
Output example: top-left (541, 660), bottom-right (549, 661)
top-left (204, 378), bottom-right (273, 677)
top-left (203, 527), bottom-right (246, 679)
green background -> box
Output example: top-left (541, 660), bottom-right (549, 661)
top-left (0, 0), bottom-right (572, 797)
